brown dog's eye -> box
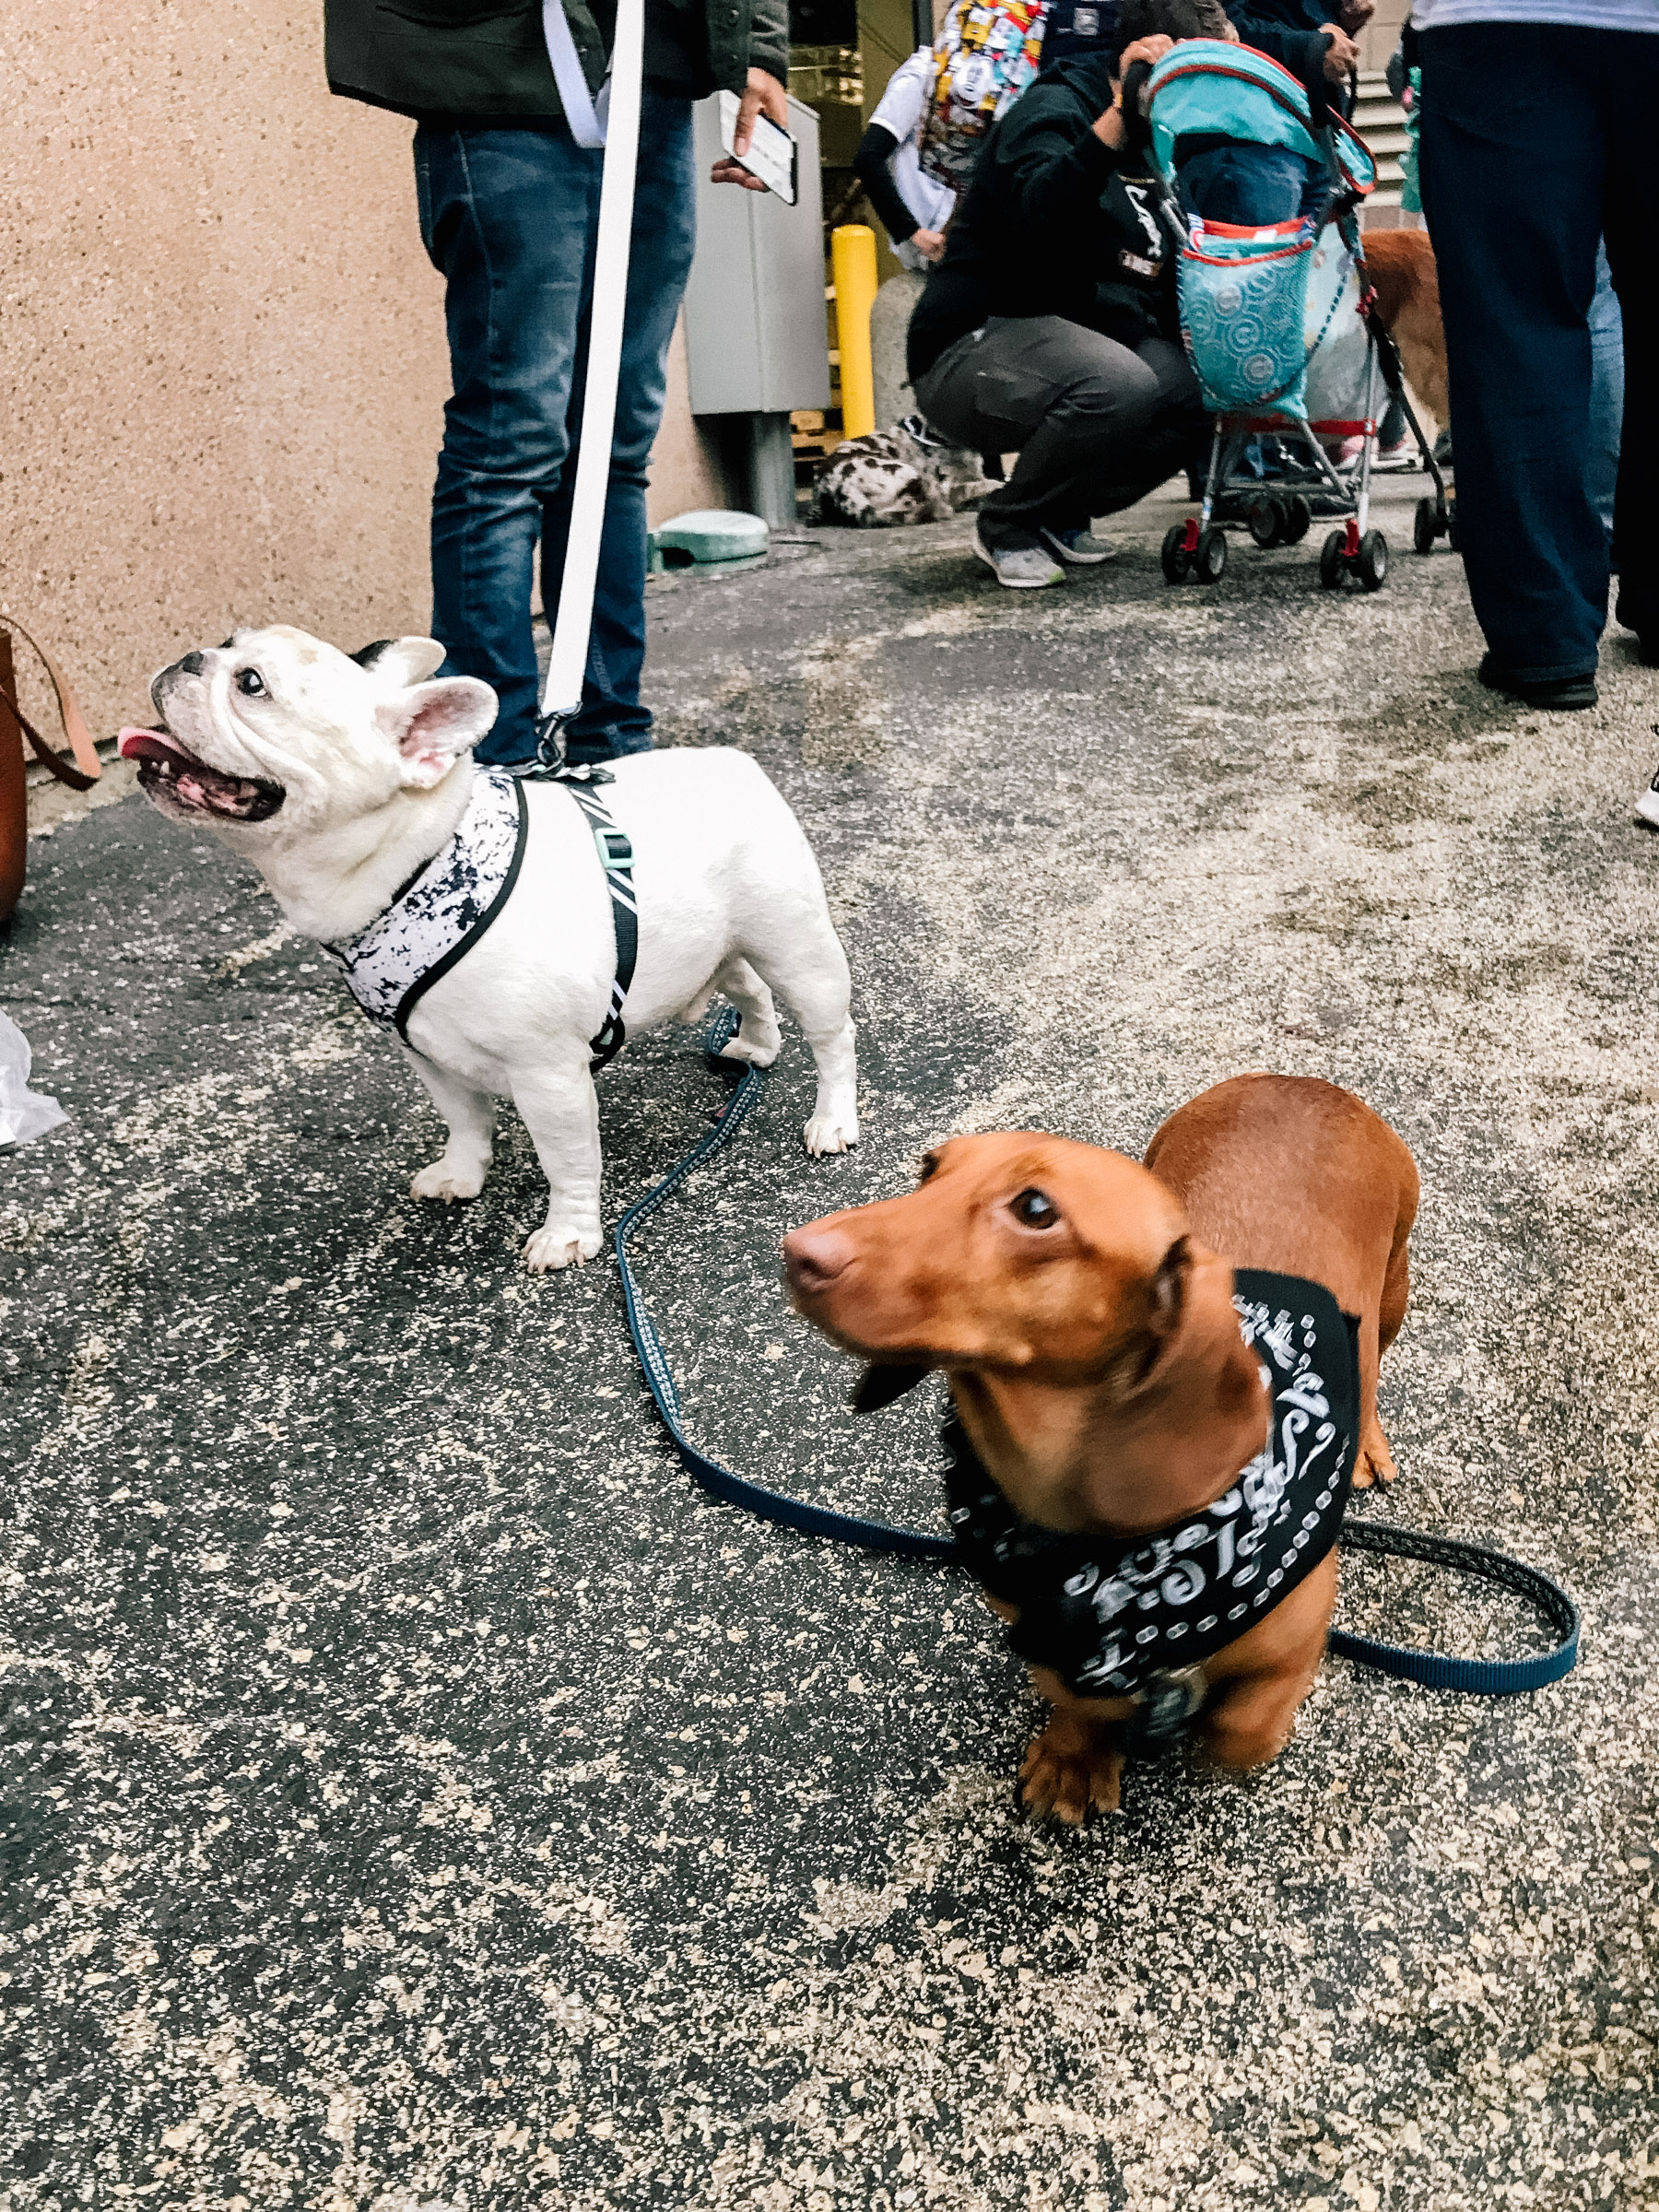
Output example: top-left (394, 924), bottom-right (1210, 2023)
top-left (1010, 1188), bottom-right (1059, 1229)
top-left (916, 1151), bottom-right (940, 1183)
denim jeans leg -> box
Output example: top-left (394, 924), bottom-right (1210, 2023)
top-left (418, 124), bottom-right (600, 767)
top-left (541, 88), bottom-right (698, 762)
top-left (1603, 41), bottom-right (1659, 640)
top-left (1586, 239), bottom-right (1623, 549)
top-left (1418, 25), bottom-right (1607, 683)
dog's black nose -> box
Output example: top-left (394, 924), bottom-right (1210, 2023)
top-left (151, 652), bottom-right (205, 716)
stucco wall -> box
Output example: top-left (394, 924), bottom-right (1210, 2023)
top-left (3, 3), bottom-right (730, 747)
top-left (2, 3), bottom-right (449, 739)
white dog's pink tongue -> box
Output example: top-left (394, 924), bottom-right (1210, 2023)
top-left (118, 726), bottom-right (179, 764)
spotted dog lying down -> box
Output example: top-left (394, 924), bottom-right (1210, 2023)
top-left (812, 415), bottom-right (994, 528)
top-left (120, 629), bottom-right (860, 1271)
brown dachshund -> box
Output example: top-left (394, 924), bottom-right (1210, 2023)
top-left (783, 1076), bottom-right (1418, 1822)
top-left (1364, 229), bottom-right (1448, 440)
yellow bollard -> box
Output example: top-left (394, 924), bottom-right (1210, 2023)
top-left (831, 224), bottom-right (879, 441)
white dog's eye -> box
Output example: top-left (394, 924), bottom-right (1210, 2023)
top-left (237, 668), bottom-right (266, 698)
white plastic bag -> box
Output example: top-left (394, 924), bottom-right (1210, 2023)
top-left (0, 1010), bottom-right (68, 1147)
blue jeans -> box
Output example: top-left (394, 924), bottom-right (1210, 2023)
top-left (1178, 144), bottom-right (1322, 227)
top-left (416, 93), bottom-right (697, 766)
top-left (1588, 238), bottom-right (1623, 547)
top-left (1418, 23), bottom-right (1654, 678)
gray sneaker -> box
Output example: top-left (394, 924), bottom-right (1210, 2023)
top-left (974, 531), bottom-right (1065, 589)
top-left (1037, 524), bottom-right (1117, 564)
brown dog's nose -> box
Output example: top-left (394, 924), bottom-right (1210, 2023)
top-left (782, 1226), bottom-right (855, 1299)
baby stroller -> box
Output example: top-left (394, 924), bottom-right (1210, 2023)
top-left (1127, 41), bottom-right (1450, 591)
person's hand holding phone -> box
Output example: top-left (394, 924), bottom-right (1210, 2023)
top-left (711, 67), bottom-right (789, 189)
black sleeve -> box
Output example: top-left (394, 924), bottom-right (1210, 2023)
top-left (853, 123), bottom-right (924, 244)
top-left (991, 96), bottom-right (1122, 229)
top-left (1232, 22), bottom-right (1327, 81)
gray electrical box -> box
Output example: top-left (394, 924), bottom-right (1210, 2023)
top-left (683, 94), bottom-right (830, 417)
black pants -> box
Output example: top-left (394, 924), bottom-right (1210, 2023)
top-left (914, 316), bottom-right (1205, 547)
top-left (1418, 23), bottom-right (1654, 679)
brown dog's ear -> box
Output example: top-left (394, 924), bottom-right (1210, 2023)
top-left (1105, 1235), bottom-right (1193, 1397)
top-left (852, 1361), bottom-right (930, 1414)
top-left (1148, 1234), bottom-right (1192, 1341)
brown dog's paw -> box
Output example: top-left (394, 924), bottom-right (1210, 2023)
top-left (1018, 1717), bottom-right (1125, 1824)
top-left (1353, 1415), bottom-right (1398, 1490)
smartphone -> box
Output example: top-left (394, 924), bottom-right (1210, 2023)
top-left (717, 88), bottom-right (797, 206)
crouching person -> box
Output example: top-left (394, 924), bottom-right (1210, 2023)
top-left (908, 25), bottom-right (1206, 587)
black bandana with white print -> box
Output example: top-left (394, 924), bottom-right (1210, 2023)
top-left (944, 1269), bottom-right (1361, 1698)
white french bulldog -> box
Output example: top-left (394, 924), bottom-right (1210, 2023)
top-left (119, 626), bottom-right (859, 1270)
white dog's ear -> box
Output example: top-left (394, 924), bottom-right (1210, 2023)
top-left (375, 677), bottom-right (499, 789)
top-left (352, 636), bottom-right (447, 687)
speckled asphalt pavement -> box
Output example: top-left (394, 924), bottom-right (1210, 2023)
top-left (6, 477), bottom-right (1659, 2212)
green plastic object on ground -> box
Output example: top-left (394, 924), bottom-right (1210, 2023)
top-left (653, 510), bottom-right (770, 568)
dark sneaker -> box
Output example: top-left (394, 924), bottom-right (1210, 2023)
top-left (1477, 654), bottom-right (1597, 712)
top-left (973, 528), bottom-right (1065, 589)
top-left (1615, 600), bottom-right (1659, 665)
top-left (1037, 524), bottom-right (1116, 565)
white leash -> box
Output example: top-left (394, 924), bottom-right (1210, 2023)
top-left (537, 0), bottom-right (645, 747)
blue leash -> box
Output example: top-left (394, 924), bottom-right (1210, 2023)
top-left (615, 1018), bottom-right (1580, 1699)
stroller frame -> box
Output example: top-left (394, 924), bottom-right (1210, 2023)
top-left (1128, 49), bottom-right (1452, 591)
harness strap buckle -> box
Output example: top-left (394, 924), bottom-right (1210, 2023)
top-left (595, 826), bottom-right (634, 871)
top-left (1111, 1665), bottom-right (1208, 1759)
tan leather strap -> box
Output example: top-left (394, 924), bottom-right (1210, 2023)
top-left (0, 612), bottom-right (101, 792)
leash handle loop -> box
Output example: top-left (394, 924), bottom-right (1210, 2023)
top-left (1329, 1516), bottom-right (1580, 1694)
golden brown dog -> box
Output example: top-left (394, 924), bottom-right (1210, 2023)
top-left (783, 1075), bottom-right (1418, 1822)
top-left (1364, 229), bottom-right (1448, 439)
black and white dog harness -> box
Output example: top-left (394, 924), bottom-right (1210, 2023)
top-left (324, 765), bottom-right (637, 1070)
top-left (945, 1268), bottom-right (1361, 1741)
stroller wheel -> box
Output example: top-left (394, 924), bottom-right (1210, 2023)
top-left (1358, 529), bottom-right (1389, 592)
top-left (1161, 522), bottom-right (1194, 583)
top-left (1319, 528), bottom-right (1347, 590)
top-left (1195, 526), bottom-right (1228, 584)
top-left (1247, 496), bottom-right (1282, 549)
top-left (1413, 497), bottom-right (1439, 556)
top-left (1446, 499), bottom-right (1460, 553)
top-left (1281, 494), bottom-right (1312, 546)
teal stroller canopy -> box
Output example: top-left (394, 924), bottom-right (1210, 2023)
top-left (1142, 39), bottom-right (1376, 422)
top-left (1144, 40), bottom-right (1376, 199)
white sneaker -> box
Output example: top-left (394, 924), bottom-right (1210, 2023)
top-left (1372, 439), bottom-right (1420, 473)
top-left (974, 532), bottom-right (1065, 589)
top-left (1634, 766), bottom-right (1659, 829)
top-left (1037, 524), bottom-right (1117, 565)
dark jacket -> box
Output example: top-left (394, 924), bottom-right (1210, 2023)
top-left (908, 53), bottom-right (1176, 382)
top-left (324, 0), bottom-right (790, 124)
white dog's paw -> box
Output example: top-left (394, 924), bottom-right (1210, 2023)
top-left (803, 1110), bottom-right (859, 1157)
top-left (411, 1158), bottom-right (488, 1204)
top-left (720, 1024), bottom-right (782, 1070)
top-left (522, 1223), bottom-right (603, 1273)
